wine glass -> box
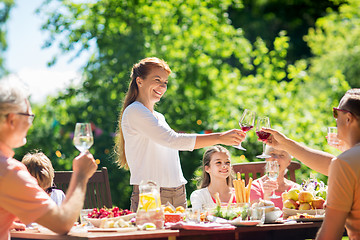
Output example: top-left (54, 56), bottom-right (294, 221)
top-left (327, 127), bottom-right (339, 145)
top-left (265, 161), bottom-right (280, 199)
top-left (256, 117), bottom-right (271, 158)
top-left (233, 109), bottom-right (256, 151)
top-left (73, 123), bottom-right (94, 152)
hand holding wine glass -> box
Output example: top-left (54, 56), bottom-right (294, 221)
top-left (233, 109), bottom-right (255, 151)
top-left (265, 161), bottom-right (280, 199)
top-left (256, 117), bottom-right (271, 158)
top-left (73, 123), bottom-right (94, 152)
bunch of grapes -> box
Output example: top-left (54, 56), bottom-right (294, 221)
top-left (87, 207), bottom-right (133, 219)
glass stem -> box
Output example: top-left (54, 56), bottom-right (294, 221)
top-left (262, 142), bottom-right (266, 154)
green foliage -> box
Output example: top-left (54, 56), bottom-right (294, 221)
top-left (228, 0), bottom-right (341, 63)
top-left (305, 0), bottom-right (360, 88)
top-left (14, 0), bottom-right (353, 210)
top-left (0, 0), bottom-right (14, 77)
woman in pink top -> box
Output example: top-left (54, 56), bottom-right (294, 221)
top-left (250, 146), bottom-right (299, 209)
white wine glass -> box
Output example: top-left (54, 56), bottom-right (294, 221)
top-left (73, 123), bottom-right (94, 152)
top-left (233, 109), bottom-right (256, 151)
top-left (265, 161), bottom-right (280, 199)
top-left (256, 117), bottom-right (271, 158)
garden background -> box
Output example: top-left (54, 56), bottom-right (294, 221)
top-left (1, 0), bottom-right (359, 209)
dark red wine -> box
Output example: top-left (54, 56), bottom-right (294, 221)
top-left (241, 126), bottom-right (254, 132)
top-left (256, 131), bottom-right (270, 140)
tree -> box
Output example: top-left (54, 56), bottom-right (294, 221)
top-left (305, 0), bottom-right (360, 88)
top-left (17, 0), bottom-right (351, 209)
top-left (228, 0), bottom-right (342, 64)
top-left (0, 0), bottom-right (14, 77)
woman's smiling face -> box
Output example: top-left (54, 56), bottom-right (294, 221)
top-left (137, 67), bottom-right (169, 105)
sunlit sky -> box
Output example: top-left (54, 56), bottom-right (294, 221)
top-left (5, 0), bottom-right (89, 103)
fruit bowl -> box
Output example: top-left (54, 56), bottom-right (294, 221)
top-left (282, 208), bottom-right (324, 217)
top-left (84, 213), bottom-right (136, 228)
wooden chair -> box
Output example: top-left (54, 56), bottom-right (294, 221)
top-left (232, 161), bottom-right (301, 185)
top-left (54, 167), bottom-right (112, 209)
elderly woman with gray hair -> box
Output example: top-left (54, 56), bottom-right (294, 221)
top-left (250, 146), bottom-right (299, 209)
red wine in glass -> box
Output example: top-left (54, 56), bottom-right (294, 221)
top-left (242, 126), bottom-right (254, 132)
top-left (256, 130), bottom-right (270, 141)
top-left (234, 109), bottom-right (256, 151)
top-left (256, 117), bottom-right (271, 158)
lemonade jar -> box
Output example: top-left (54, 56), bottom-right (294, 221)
top-left (136, 181), bottom-right (164, 229)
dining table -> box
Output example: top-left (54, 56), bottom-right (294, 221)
top-left (10, 220), bottom-right (331, 240)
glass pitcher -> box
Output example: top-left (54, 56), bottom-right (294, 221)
top-left (136, 180), bottom-right (164, 229)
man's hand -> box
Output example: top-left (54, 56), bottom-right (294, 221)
top-left (326, 136), bottom-right (348, 152)
top-left (72, 151), bottom-right (97, 180)
top-left (259, 128), bottom-right (290, 151)
top-left (10, 221), bottom-right (26, 231)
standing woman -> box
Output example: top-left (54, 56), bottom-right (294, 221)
top-left (115, 57), bottom-right (245, 212)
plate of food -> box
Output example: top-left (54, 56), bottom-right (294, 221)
top-left (84, 207), bottom-right (135, 228)
top-left (282, 208), bottom-right (325, 217)
top-left (287, 213), bottom-right (324, 222)
top-left (229, 219), bottom-right (262, 226)
top-left (88, 227), bottom-right (137, 232)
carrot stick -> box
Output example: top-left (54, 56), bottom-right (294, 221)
top-left (241, 180), bottom-right (246, 203)
top-left (234, 180), bottom-right (243, 203)
top-left (246, 177), bottom-right (253, 203)
top-left (227, 192), bottom-right (234, 208)
top-left (214, 192), bottom-right (221, 206)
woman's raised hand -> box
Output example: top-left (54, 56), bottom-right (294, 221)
top-left (263, 179), bottom-right (279, 200)
top-left (219, 129), bottom-right (246, 146)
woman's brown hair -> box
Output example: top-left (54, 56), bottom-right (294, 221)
top-left (114, 57), bottom-right (171, 169)
top-left (200, 145), bottom-right (233, 188)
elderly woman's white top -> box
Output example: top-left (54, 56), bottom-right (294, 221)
top-left (121, 101), bottom-right (197, 188)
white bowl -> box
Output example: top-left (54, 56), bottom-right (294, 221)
top-left (265, 210), bottom-right (283, 223)
top-left (84, 213), bottom-right (136, 228)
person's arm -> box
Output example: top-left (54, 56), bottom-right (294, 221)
top-left (194, 129), bottom-right (245, 149)
top-left (35, 152), bottom-right (97, 234)
top-left (250, 180), bottom-right (265, 203)
top-left (316, 207), bottom-right (347, 240)
top-left (125, 104), bottom-right (245, 150)
top-left (262, 128), bottom-right (334, 176)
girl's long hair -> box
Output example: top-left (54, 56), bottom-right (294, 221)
top-left (114, 57), bottom-right (171, 169)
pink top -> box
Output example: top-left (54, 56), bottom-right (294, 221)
top-left (250, 176), bottom-right (299, 209)
top-left (0, 142), bottom-right (56, 240)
